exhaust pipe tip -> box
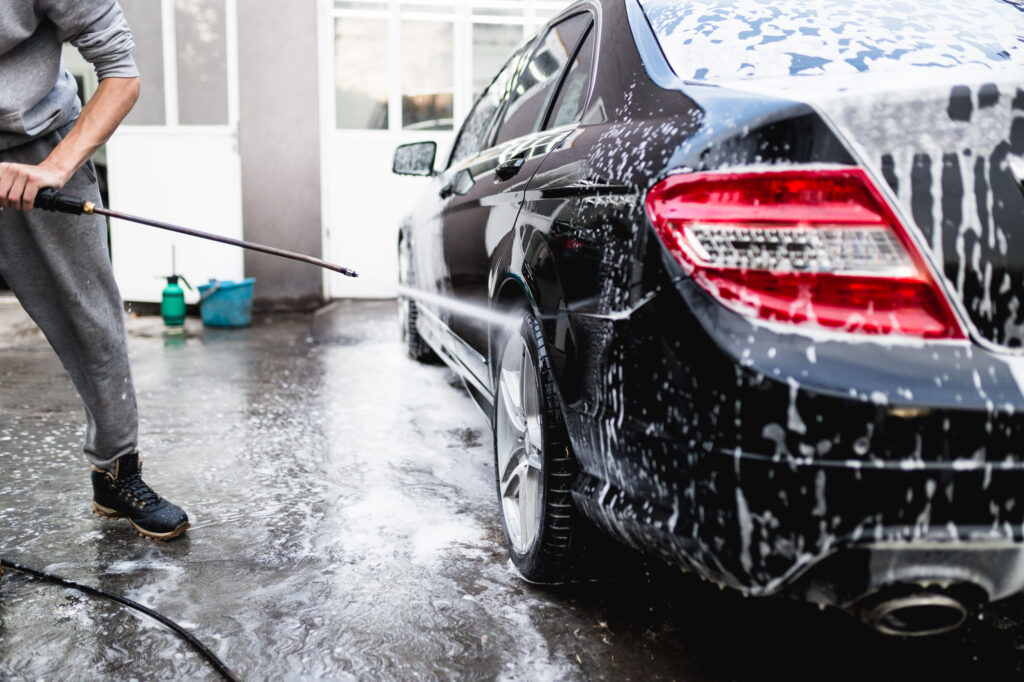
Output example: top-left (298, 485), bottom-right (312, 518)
top-left (850, 582), bottom-right (987, 637)
top-left (862, 591), bottom-right (969, 637)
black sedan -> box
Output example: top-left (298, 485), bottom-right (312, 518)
top-left (392, 0), bottom-right (1024, 636)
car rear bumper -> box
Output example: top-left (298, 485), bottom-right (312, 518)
top-left (573, 447), bottom-right (1024, 603)
top-left (563, 277), bottom-right (1024, 604)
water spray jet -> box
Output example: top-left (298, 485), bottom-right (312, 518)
top-left (395, 284), bottom-right (522, 332)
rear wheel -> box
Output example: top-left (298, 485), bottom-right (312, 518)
top-left (493, 312), bottom-right (582, 582)
top-left (398, 237), bottom-right (439, 364)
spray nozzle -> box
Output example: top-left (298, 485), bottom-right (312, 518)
top-left (165, 274), bottom-right (193, 291)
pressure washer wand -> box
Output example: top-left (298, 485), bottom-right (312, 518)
top-left (34, 188), bottom-right (358, 278)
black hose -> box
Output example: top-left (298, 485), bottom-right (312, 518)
top-left (0, 557), bottom-right (240, 682)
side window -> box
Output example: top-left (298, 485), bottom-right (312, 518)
top-left (493, 13), bottom-right (591, 145)
top-left (448, 45), bottom-right (530, 166)
top-left (545, 24), bottom-right (595, 129)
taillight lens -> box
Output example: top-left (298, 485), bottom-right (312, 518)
top-left (645, 168), bottom-right (964, 339)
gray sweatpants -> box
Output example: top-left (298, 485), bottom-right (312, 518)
top-left (0, 121), bottom-right (137, 470)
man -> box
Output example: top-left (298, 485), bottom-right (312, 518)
top-left (0, 1), bottom-right (188, 539)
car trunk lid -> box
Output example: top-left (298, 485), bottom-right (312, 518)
top-left (811, 73), bottom-right (1024, 350)
top-left (723, 71), bottom-right (1024, 350)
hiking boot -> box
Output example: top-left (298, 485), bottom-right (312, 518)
top-left (92, 453), bottom-right (189, 540)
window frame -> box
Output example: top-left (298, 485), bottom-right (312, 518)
top-left (540, 19), bottom-right (596, 131)
top-left (487, 9), bottom-right (595, 147)
top-left (445, 37), bottom-right (536, 168)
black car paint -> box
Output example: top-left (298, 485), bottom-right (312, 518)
top-left (399, 0), bottom-right (1024, 610)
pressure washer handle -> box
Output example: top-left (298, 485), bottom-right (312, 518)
top-left (34, 188), bottom-right (94, 215)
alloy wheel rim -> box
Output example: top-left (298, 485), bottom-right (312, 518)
top-left (495, 331), bottom-right (544, 553)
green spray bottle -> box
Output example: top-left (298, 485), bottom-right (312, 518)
top-left (161, 275), bottom-right (193, 326)
top-left (161, 246), bottom-right (192, 327)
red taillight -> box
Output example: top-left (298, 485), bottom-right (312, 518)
top-left (645, 168), bottom-right (965, 339)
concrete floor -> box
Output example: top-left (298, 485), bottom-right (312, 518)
top-left (3, 297), bottom-right (1024, 680)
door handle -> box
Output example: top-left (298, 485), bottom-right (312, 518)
top-left (494, 155), bottom-right (526, 182)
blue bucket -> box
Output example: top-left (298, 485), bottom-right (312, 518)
top-left (197, 278), bottom-right (255, 328)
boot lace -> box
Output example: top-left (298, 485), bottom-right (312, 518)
top-left (119, 472), bottom-right (162, 506)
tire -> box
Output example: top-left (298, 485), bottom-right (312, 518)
top-left (398, 237), bottom-right (439, 364)
top-left (493, 312), bottom-right (583, 582)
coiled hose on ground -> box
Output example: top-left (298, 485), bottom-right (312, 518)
top-left (0, 557), bottom-right (240, 681)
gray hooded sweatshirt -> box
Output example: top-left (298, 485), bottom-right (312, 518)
top-left (0, 0), bottom-right (138, 152)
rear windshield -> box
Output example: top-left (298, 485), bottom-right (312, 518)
top-left (641, 0), bottom-right (1024, 82)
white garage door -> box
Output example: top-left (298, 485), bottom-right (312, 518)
top-left (107, 0), bottom-right (242, 305)
top-left (320, 0), bottom-right (564, 299)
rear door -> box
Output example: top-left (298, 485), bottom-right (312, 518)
top-left (510, 20), bottom-right (611, 402)
top-left (438, 11), bottom-right (594, 385)
top-left (512, 18), bottom-right (602, 318)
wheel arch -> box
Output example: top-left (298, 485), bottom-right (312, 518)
top-left (490, 275), bottom-right (534, 387)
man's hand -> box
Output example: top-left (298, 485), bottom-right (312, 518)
top-left (0, 76), bottom-right (138, 213)
top-left (0, 162), bottom-right (71, 212)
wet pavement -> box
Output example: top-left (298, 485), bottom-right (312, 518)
top-left (4, 297), bottom-right (1024, 680)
